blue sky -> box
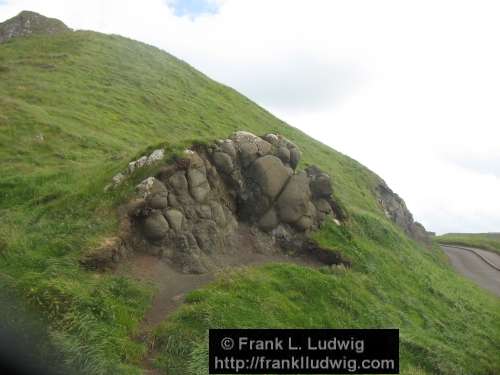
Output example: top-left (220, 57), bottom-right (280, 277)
top-left (168, 0), bottom-right (218, 17)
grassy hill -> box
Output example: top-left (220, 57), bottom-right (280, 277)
top-left (0, 27), bottom-right (499, 375)
top-left (436, 233), bottom-right (500, 255)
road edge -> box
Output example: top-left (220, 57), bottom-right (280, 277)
top-left (441, 245), bottom-right (500, 272)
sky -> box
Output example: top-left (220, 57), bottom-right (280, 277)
top-left (1, 0), bottom-right (499, 234)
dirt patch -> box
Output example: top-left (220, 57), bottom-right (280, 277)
top-left (116, 225), bottom-right (324, 331)
top-left (115, 224), bottom-right (347, 374)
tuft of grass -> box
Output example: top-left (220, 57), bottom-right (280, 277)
top-left (436, 233), bottom-right (500, 255)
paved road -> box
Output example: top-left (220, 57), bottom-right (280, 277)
top-left (441, 245), bottom-right (500, 297)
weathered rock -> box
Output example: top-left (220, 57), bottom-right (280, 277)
top-left (295, 216), bottom-right (314, 231)
top-left (173, 233), bottom-right (208, 274)
top-left (169, 171), bottom-right (189, 194)
top-left (289, 148), bottom-right (301, 169)
top-left (124, 131), bottom-right (344, 273)
top-left (146, 149), bottom-right (165, 165)
top-left (0, 11), bottom-right (70, 44)
top-left (314, 198), bottom-right (333, 215)
top-left (213, 152), bottom-right (234, 174)
top-left (375, 182), bottom-right (430, 244)
top-left (232, 131), bottom-right (272, 165)
top-left (183, 150), bottom-right (205, 169)
top-left (239, 142), bottom-right (259, 167)
top-left (187, 168), bottom-right (207, 188)
top-left (165, 209), bottom-right (184, 232)
top-left (219, 139), bottom-right (237, 159)
top-left (187, 168), bottom-right (210, 202)
top-left (258, 208), bottom-right (279, 231)
top-left (112, 172), bottom-right (126, 185)
top-left (210, 202), bottom-right (226, 227)
top-left (142, 211), bottom-right (169, 241)
top-left (137, 177), bottom-right (166, 199)
top-left (249, 155), bottom-right (291, 200)
top-left (191, 183), bottom-right (210, 202)
top-left (277, 146), bottom-right (291, 164)
top-left (126, 199), bottom-right (147, 217)
top-left (148, 193), bottom-right (168, 210)
top-left (276, 173), bottom-right (311, 224)
top-left (193, 220), bottom-right (221, 255)
top-left (306, 165), bottom-right (332, 198)
top-left (195, 205), bottom-right (212, 219)
top-left (263, 133), bottom-right (279, 145)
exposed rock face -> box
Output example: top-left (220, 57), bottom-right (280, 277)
top-left (0, 11), bottom-right (70, 43)
top-left (375, 182), bottom-right (430, 244)
top-left (120, 131), bottom-right (344, 273)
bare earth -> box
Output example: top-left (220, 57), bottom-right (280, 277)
top-left (115, 227), bottom-right (324, 374)
top-left (441, 245), bottom-right (500, 297)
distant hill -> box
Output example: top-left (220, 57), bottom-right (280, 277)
top-left (0, 11), bottom-right (499, 375)
top-left (437, 232), bottom-right (500, 254)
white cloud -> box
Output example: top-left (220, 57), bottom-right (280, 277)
top-left (1, 0), bottom-right (499, 234)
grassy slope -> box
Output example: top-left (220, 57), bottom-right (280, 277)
top-left (436, 233), bottom-right (500, 255)
top-left (0, 31), bottom-right (498, 374)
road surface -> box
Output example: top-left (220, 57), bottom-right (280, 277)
top-left (441, 245), bottom-right (500, 297)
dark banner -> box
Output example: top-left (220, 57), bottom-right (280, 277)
top-left (209, 329), bottom-right (399, 374)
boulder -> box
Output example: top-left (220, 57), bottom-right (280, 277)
top-left (248, 155), bottom-right (291, 200)
top-left (314, 198), bottom-right (333, 215)
top-left (289, 148), bottom-right (301, 169)
top-left (258, 208), bottom-right (279, 231)
top-left (165, 209), bottom-right (184, 232)
top-left (112, 172), bottom-right (126, 185)
top-left (263, 133), bottom-right (279, 145)
top-left (128, 156), bottom-right (148, 174)
top-left (239, 142), bottom-right (259, 167)
top-left (142, 211), bottom-right (169, 241)
top-left (232, 131), bottom-right (272, 166)
top-left (276, 173), bottom-right (311, 224)
top-left (219, 139), bottom-right (237, 159)
top-left (146, 149), bottom-right (165, 165)
top-left (137, 177), bottom-right (167, 199)
top-left (169, 171), bottom-right (189, 194)
top-left (213, 152), bottom-right (234, 174)
top-left (148, 192), bottom-right (169, 209)
top-left (277, 146), bottom-right (291, 164)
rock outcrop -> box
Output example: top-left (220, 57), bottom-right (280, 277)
top-left (375, 182), bottom-right (430, 244)
top-left (103, 131), bottom-right (345, 273)
top-left (0, 11), bottom-right (70, 44)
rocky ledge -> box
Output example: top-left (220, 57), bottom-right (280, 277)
top-left (83, 131), bottom-right (348, 273)
top-left (0, 11), bottom-right (70, 44)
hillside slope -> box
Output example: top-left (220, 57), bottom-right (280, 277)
top-left (0, 13), bottom-right (499, 375)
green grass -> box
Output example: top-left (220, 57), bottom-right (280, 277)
top-left (436, 233), bottom-right (500, 255)
top-left (0, 30), bottom-right (499, 374)
top-left (154, 218), bottom-right (500, 375)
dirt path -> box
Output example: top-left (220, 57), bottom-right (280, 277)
top-left (119, 251), bottom-right (320, 332)
top-left (116, 230), bottom-right (324, 374)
